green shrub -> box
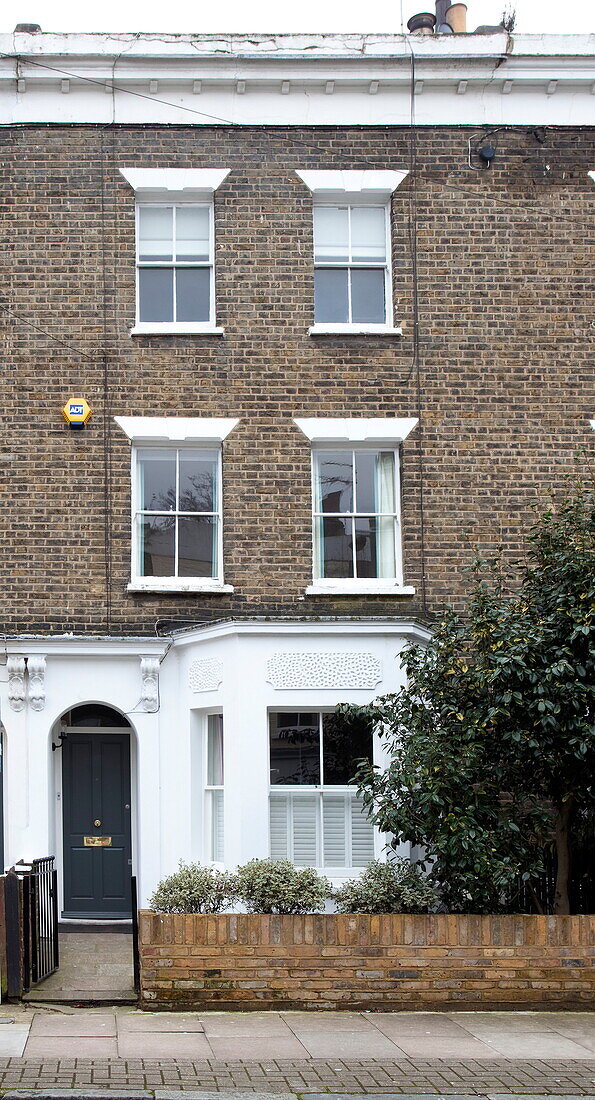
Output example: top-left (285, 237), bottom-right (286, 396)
top-left (333, 859), bottom-right (440, 914)
top-left (148, 860), bottom-right (239, 913)
top-left (236, 858), bottom-right (331, 914)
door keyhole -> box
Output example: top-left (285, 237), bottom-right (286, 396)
top-left (94, 819), bottom-right (101, 828)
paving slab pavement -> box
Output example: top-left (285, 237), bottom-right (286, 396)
top-left (0, 1009), bottom-right (593, 1094)
top-left (3, 1010), bottom-right (595, 1063)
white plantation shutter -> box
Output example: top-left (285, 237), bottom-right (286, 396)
top-left (350, 794), bottom-right (375, 865)
top-left (323, 793), bottom-right (347, 866)
top-left (270, 794), bottom-right (290, 859)
top-left (292, 794), bottom-right (319, 865)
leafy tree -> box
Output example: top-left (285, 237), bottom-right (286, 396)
top-left (341, 480), bottom-right (595, 914)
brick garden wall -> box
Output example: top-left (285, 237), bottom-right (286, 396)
top-left (138, 911), bottom-right (595, 1010)
top-left (2, 124), bottom-right (594, 634)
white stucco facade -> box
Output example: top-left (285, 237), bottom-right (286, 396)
top-left (0, 620), bottom-right (430, 912)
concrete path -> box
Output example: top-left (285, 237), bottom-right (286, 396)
top-left (24, 934), bottom-right (135, 1004)
top-left (0, 1009), bottom-right (594, 1093)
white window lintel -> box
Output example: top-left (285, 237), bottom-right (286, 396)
top-left (120, 167), bottom-right (231, 197)
top-left (296, 169), bottom-right (408, 201)
top-left (294, 417), bottom-right (418, 444)
top-left (115, 416), bottom-right (239, 443)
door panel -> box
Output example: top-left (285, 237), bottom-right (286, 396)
top-left (62, 731), bottom-right (132, 918)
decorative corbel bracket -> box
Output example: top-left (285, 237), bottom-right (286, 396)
top-left (27, 655), bottom-right (47, 712)
top-left (7, 657), bottom-right (26, 712)
top-left (140, 657), bottom-right (160, 713)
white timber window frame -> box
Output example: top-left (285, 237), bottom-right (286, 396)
top-left (269, 709), bottom-right (381, 873)
top-left (115, 416), bottom-right (238, 593)
top-left (294, 417), bottom-right (418, 595)
top-left (205, 713), bottom-right (225, 864)
top-left (296, 170), bottom-right (408, 336)
top-left (119, 168), bottom-right (230, 336)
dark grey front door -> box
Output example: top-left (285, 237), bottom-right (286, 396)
top-left (62, 731), bottom-right (132, 919)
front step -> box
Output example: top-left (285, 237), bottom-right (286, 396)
top-left (23, 989), bottom-right (137, 1005)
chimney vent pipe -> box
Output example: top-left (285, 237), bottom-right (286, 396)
top-left (407, 12), bottom-right (437, 34)
top-left (445, 3), bottom-right (467, 31)
top-left (435, 0), bottom-right (450, 25)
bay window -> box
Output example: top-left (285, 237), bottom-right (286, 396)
top-left (269, 711), bottom-right (376, 869)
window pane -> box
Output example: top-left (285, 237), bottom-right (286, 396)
top-left (269, 713), bottom-right (320, 785)
top-left (321, 516), bottom-right (353, 578)
top-left (351, 268), bottom-right (386, 324)
top-left (138, 450), bottom-right (176, 512)
top-left (176, 267), bottom-right (210, 322)
top-left (139, 267), bottom-right (174, 322)
top-left (207, 715), bottom-right (224, 785)
top-left (138, 206), bottom-right (173, 261)
top-left (316, 452), bottom-right (353, 513)
top-left (355, 516), bottom-right (393, 578)
top-left (322, 712), bottom-right (373, 785)
top-left (354, 516), bottom-right (377, 578)
top-left (354, 452), bottom-right (378, 514)
top-left (314, 206), bottom-right (349, 262)
top-left (175, 206), bottom-right (210, 262)
top-left (351, 206), bottom-right (386, 262)
top-left (314, 268), bottom-right (349, 323)
top-left (179, 451), bottom-right (217, 513)
top-left (177, 515), bottom-right (217, 577)
top-left (354, 452), bottom-right (395, 515)
top-left (138, 515), bottom-right (175, 577)
top-left (376, 451), bottom-right (396, 513)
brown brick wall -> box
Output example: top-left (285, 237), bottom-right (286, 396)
top-left (138, 911), bottom-right (595, 1010)
top-left (2, 124), bottom-right (593, 634)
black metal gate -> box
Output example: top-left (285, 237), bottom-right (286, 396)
top-left (5, 856), bottom-right (59, 994)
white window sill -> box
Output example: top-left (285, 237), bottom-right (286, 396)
top-left (309, 324), bottom-right (403, 336)
top-left (130, 324), bottom-right (225, 336)
top-left (128, 580), bottom-right (234, 594)
top-left (305, 582), bottom-right (416, 596)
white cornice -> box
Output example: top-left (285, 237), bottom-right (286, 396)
top-left (2, 33), bottom-right (595, 126)
top-left (293, 417), bottom-right (419, 443)
top-left (119, 167), bottom-right (230, 196)
top-left (4, 620), bottom-right (433, 653)
top-left (170, 618), bottom-right (433, 646)
top-left (114, 416), bottom-right (239, 442)
top-left (5, 637), bottom-right (167, 658)
top-left (296, 170), bottom-right (408, 198)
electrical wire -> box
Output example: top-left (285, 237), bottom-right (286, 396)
top-left (99, 127), bottom-right (113, 632)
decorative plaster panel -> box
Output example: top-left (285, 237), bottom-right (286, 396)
top-left (189, 658), bottom-right (224, 693)
top-left (266, 651), bottom-right (382, 690)
top-left (27, 655), bottom-right (46, 711)
top-left (7, 657), bottom-right (26, 712)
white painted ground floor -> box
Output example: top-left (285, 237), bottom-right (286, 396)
top-left (0, 618), bottom-right (430, 918)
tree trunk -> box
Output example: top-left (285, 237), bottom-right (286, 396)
top-left (553, 798), bottom-right (573, 915)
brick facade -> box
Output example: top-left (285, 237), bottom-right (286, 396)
top-left (139, 911), bottom-right (595, 1010)
top-left (3, 123), bottom-right (594, 635)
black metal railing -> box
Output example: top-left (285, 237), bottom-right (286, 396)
top-left (7, 856), bottom-right (59, 992)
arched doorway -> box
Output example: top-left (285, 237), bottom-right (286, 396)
top-left (59, 704), bottom-right (132, 919)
